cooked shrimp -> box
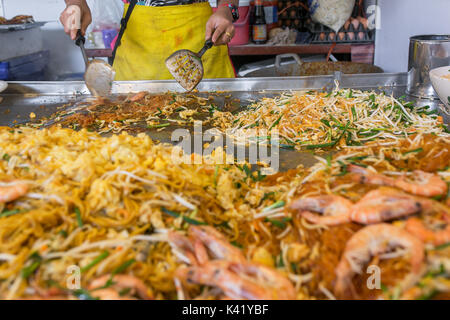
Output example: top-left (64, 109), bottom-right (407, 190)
top-left (395, 171), bottom-right (448, 197)
top-left (335, 223), bottom-right (425, 298)
top-left (168, 226), bottom-right (246, 265)
top-left (405, 217), bottom-right (450, 246)
top-left (88, 275), bottom-right (152, 300)
top-left (177, 260), bottom-right (296, 300)
top-left (167, 230), bottom-right (199, 265)
top-left (188, 226), bottom-right (246, 263)
top-left (350, 188), bottom-right (422, 224)
top-left (348, 164), bottom-right (396, 186)
top-left (0, 183), bottom-right (28, 203)
top-left (348, 165), bottom-right (447, 197)
top-left (290, 195), bottom-right (353, 225)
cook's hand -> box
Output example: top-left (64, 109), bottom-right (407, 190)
top-left (60, 0), bottom-right (92, 40)
top-left (205, 6), bottom-right (235, 46)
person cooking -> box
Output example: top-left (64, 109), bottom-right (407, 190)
top-left (60, 0), bottom-right (237, 81)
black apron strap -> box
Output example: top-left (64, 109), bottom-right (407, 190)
top-left (111, 0), bottom-right (138, 64)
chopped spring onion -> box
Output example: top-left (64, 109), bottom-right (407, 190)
top-left (262, 200), bottom-right (285, 213)
top-left (417, 290), bottom-right (439, 300)
top-left (21, 252), bottom-right (42, 279)
top-left (230, 241), bottom-right (243, 248)
top-left (265, 217), bottom-right (292, 229)
top-left (161, 207), bottom-right (207, 226)
top-left (112, 258), bottom-right (136, 276)
top-left (92, 259), bottom-right (137, 291)
top-left (351, 106), bottom-right (357, 121)
top-left (435, 242), bottom-right (450, 250)
top-left (268, 114), bottom-right (283, 131)
top-left (81, 250), bottom-right (110, 273)
top-left (403, 148), bottom-right (423, 155)
top-left (0, 209), bottom-right (22, 218)
top-left (74, 207), bottom-right (83, 227)
top-left (148, 123), bottom-right (170, 129)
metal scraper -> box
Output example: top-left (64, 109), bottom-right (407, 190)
top-left (0, 81), bottom-right (7, 93)
top-left (75, 31), bottom-right (115, 97)
top-left (165, 40), bottom-right (213, 92)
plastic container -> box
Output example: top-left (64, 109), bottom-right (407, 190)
top-left (4, 51), bottom-right (49, 81)
top-left (102, 29), bottom-right (119, 49)
top-left (230, 5), bottom-right (251, 46)
top-left (0, 62), bottom-right (9, 80)
top-left (213, 0), bottom-right (251, 46)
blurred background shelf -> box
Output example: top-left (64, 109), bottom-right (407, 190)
top-left (228, 43), bottom-right (356, 56)
top-left (86, 43), bottom-right (367, 58)
top-left (86, 49), bottom-right (113, 58)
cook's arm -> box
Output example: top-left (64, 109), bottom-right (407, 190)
top-left (205, 0), bottom-right (239, 46)
top-left (60, 0), bottom-right (92, 40)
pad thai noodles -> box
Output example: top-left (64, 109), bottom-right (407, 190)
top-left (0, 88), bottom-right (449, 300)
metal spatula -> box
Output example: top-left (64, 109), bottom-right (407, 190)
top-left (0, 81), bottom-right (7, 93)
top-left (75, 31), bottom-right (115, 97)
top-left (165, 40), bottom-right (213, 92)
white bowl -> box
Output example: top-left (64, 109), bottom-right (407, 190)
top-left (0, 80), bottom-right (7, 93)
top-left (430, 66), bottom-right (450, 109)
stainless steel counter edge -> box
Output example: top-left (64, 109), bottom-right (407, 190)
top-left (3, 72), bottom-right (408, 95)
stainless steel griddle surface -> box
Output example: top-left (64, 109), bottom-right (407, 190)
top-left (1, 73), bottom-right (448, 172)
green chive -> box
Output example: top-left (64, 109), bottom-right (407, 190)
top-left (2, 154), bottom-right (10, 161)
top-left (21, 252), bottom-right (42, 279)
top-left (320, 119), bottom-right (331, 127)
top-left (119, 288), bottom-right (132, 296)
top-left (231, 241), bottom-right (243, 248)
top-left (21, 261), bottom-right (41, 279)
top-left (112, 259), bottom-right (136, 276)
top-left (265, 218), bottom-right (286, 229)
top-left (403, 148), bottom-right (423, 155)
top-left (269, 114), bottom-right (283, 131)
top-left (59, 230), bottom-right (68, 238)
top-left (305, 141), bottom-right (337, 149)
top-left (262, 192), bottom-right (275, 202)
top-left (147, 123), bottom-right (170, 129)
top-left (306, 121), bottom-right (350, 150)
top-left (435, 242), bottom-right (450, 250)
top-left (161, 207), bottom-right (206, 226)
top-left (351, 106), bottom-right (357, 121)
top-left (243, 164), bottom-right (252, 178)
top-left (74, 207), bottom-right (83, 227)
top-left (262, 201), bottom-right (285, 213)
top-left (329, 115), bottom-right (342, 127)
top-left (253, 170), bottom-right (266, 182)
top-left (265, 217), bottom-right (292, 229)
top-left (0, 209), bottom-right (22, 218)
top-left (326, 154), bottom-right (332, 167)
top-left (81, 251), bottom-right (110, 273)
top-left (417, 290), bottom-right (439, 300)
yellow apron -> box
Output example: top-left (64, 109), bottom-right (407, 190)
top-left (113, 2), bottom-right (235, 81)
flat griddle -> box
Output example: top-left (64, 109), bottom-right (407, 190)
top-left (1, 73), bottom-right (448, 172)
